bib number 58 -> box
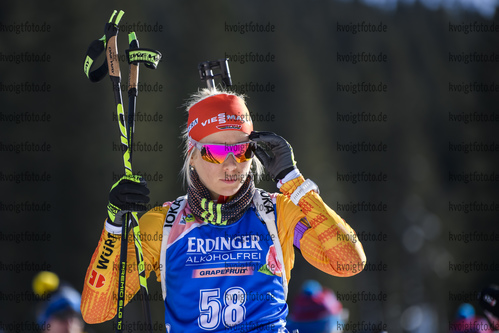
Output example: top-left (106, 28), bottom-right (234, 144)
top-left (198, 287), bottom-right (246, 330)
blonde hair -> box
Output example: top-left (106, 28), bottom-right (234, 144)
top-left (180, 88), bottom-right (263, 187)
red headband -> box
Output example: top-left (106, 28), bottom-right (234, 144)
top-left (187, 94), bottom-right (253, 150)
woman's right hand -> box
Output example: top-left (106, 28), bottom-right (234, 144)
top-left (107, 174), bottom-right (150, 227)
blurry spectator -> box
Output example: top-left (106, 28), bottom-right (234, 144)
top-left (479, 285), bottom-right (499, 332)
top-left (287, 280), bottom-right (348, 333)
top-left (449, 303), bottom-right (492, 333)
top-left (33, 271), bottom-right (85, 333)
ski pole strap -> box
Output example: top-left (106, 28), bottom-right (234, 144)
top-left (125, 48), bottom-right (162, 69)
top-left (83, 36), bottom-right (108, 82)
top-left (83, 10), bottom-right (125, 82)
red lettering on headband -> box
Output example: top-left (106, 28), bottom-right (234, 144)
top-left (187, 94), bottom-right (253, 142)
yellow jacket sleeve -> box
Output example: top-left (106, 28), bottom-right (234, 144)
top-left (80, 206), bottom-right (168, 324)
top-left (276, 176), bottom-right (366, 279)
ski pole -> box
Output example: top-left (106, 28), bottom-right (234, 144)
top-left (122, 36), bottom-right (162, 322)
top-left (123, 31), bottom-right (154, 332)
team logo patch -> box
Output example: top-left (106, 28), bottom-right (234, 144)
top-left (89, 269), bottom-right (106, 288)
top-left (216, 125), bottom-right (242, 131)
top-left (258, 245), bottom-right (283, 277)
top-left (180, 213), bottom-right (195, 225)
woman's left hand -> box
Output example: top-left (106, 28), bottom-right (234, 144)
top-left (249, 131), bottom-right (297, 182)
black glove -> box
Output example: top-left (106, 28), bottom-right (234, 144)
top-left (249, 131), bottom-right (297, 182)
top-left (107, 174), bottom-right (150, 226)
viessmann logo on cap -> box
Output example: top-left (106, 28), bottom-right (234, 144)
top-left (200, 113), bottom-right (251, 127)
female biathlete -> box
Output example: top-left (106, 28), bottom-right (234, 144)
top-left (80, 88), bottom-right (367, 332)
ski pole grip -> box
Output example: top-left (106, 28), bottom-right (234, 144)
top-left (83, 10), bottom-right (124, 82)
top-left (105, 10), bottom-right (125, 79)
top-left (128, 32), bottom-right (140, 93)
